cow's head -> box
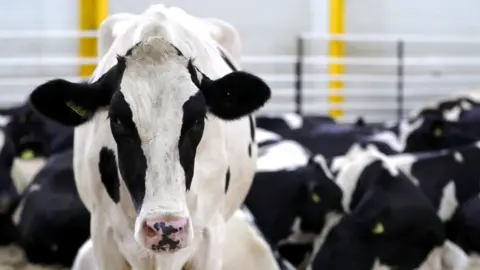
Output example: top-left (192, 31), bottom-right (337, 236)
top-left (402, 98), bottom-right (480, 153)
top-left (295, 155), bottom-right (343, 235)
top-left (28, 37), bottom-right (271, 253)
top-left (313, 157), bottom-right (445, 269)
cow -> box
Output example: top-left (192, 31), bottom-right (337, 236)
top-left (309, 214), bottom-right (468, 270)
top-left (27, 5), bottom-right (271, 270)
top-left (257, 114), bottom-right (386, 158)
top-left (0, 101), bottom-right (74, 159)
top-left (400, 95), bottom-right (480, 153)
top-left (309, 149), bottom-right (446, 269)
top-left (383, 141), bottom-right (480, 261)
top-left (12, 149), bottom-right (90, 267)
top-left (72, 208), bottom-right (292, 270)
top-left (246, 133), bottom-right (343, 266)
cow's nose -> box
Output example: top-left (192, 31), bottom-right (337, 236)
top-left (142, 216), bottom-right (189, 252)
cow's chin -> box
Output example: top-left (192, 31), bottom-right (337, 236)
top-left (133, 213), bottom-right (195, 254)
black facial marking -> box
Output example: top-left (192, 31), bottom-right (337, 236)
top-left (171, 44), bottom-right (185, 57)
top-left (187, 59), bottom-right (201, 88)
top-left (248, 143), bottom-right (252, 157)
top-left (248, 115), bottom-right (255, 141)
top-left (98, 147), bottom-right (121, 203)
top-left (109, 91), bottom-right (147, 213)
top-left (225, 167), bottom-right (231, 193)
top-left (124, 41), bottom-right (142, 57)
top-left (179, 92), bottom-right (207, 191)
top-left (218, 48), bottom-right (238, 71)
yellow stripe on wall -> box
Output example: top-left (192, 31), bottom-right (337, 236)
top-left (328, 0), bottom-right (345, 120)
top-left (79, 0), bottom-right (109, 77)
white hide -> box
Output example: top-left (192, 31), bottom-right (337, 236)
top-left (72, 210), bottom-right (281, 270)
top-left (256, 140), bottom-right (310, 172)
top-left (11, 158), bottom-right (46, 193)
top-left (255, 128), bottom-right (282, 144)
top-left (97, 13), bottom-right (137, 58)
top-left (74, 5), bottom-right (256, 270)
top-left (413, 241), bottom-right (469, 270)
top-left (97, 7), bottom-right (242, 66)
top-left (335, 147), bottom-right (399, 211)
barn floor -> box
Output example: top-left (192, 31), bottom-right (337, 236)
top-left (0, 245), bottom-right (67, 270)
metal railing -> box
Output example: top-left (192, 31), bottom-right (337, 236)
top-left (0, 31), bottom-right (480, 122)
top-left (293, 33), bottom-right (480, 122)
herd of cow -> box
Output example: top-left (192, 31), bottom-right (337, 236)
top-left (0, 3), bottom-right (480, 270)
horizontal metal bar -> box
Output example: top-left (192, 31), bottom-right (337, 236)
top-left (0, 30), bottom-right (98, 39)
top-left (300, 33), bottom-right (480, 44)
top-left (1, 56), bottom-right (480, 66)
top-left (257, 74), bottom-right (480, 84)
top-left (1, 31), bottom-right (479, 44)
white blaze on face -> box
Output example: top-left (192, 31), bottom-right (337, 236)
top-left (116, 40), bottom-right (198, 244)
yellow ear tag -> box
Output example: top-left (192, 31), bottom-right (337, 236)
top-left (312, 193), bottom-right (321, 203)
top-left (372, 222), bottom-right (385, 234)
top-left (433, 127), bottom-right (442, 137)
top-left (65, 101), bottom-right (88, 117)
top-left (21, 149), bottom-right (35, 160)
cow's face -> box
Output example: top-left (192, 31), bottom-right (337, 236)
top-left (296, 155), bottom-right (343, 235)
top-left (402, 99), bottom-right (480, 153)
top-left (28, 37), bottom-right (271, 253)
top-left (316, 156), bottom-right (445, 269)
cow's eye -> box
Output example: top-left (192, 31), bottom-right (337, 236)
top-left (112, 117), bottom-right (122, 126)
top-left (110, 117), bottom-right (125, 134)
top-left (191, 119), bottom-right (203, 129)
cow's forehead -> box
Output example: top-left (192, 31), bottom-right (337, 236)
top-left (111, 39), bottom-right (204, 134)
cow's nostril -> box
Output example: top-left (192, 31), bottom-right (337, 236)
top-left (143, 222), bottom-right (158, 238)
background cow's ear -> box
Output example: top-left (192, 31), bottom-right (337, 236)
top-left (29, 79), bottom-right (107, 127)
top-left (201, 71), bottom-right (271, 120)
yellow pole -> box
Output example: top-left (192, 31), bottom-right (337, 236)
top-left (79, 0), bottom-right (109, 77)
top-left (327, 0), bottom-right (345, 120)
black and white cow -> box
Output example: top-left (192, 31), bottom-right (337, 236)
top-left (385, 141), bottom-right (480, 260)
top-left (0, 101), bottom-right (74, 159)
top-left (256, 113), bottom-right (384, 158)
top-left (246, 130), bottom-right (343, 266)
top-left (309, 150), bottom-right (446, 269)
top-left (13, 149), bottom-right (90, 267)
top-left (400, 96), bottom-right (480, 153)
top-left (28, 5), bottom-right (270, 270)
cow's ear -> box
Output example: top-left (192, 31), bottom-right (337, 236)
top-left (200, 71), bottom-right (271, 120)
top-left (29, 79), bottom-right (103, 126)
top-left (29, 61), bottom-right (125, 127)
